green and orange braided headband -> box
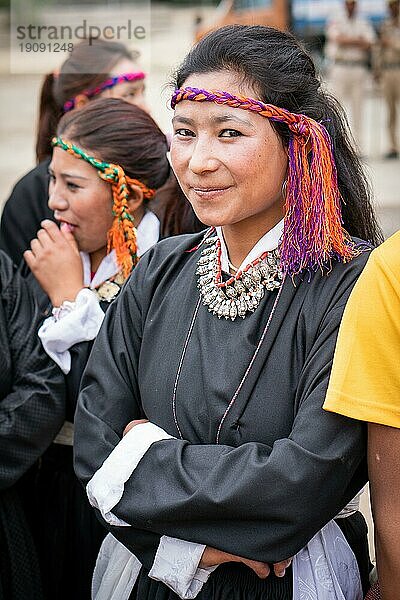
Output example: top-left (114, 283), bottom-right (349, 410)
top-left (52, 136), bottom-right (155, 279)
top-left (171, 87), bottom-right (359, 276)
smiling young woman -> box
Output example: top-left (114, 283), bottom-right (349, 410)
top-left (74, 25), bottom-right (382, 600)
top-left (170, 71), bottom-right (288, 268)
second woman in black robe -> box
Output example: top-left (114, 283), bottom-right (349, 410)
top-left (0, 250), bottom-right (65, 600)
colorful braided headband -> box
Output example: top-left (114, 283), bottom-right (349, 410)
top-left (171, 87), bottom-right (359, 276)
top-left (63, 71), bottom-right (146, 113)
top-left (52, 136), bottom-right (155, 278)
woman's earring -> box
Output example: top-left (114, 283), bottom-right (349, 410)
top-left (281, 179), bottom-right (288, 198)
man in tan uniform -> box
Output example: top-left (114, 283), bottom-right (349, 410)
top-left (379, 0), bottom-right (400, 159)
top-left (326, 0), bottom-right (375, 152)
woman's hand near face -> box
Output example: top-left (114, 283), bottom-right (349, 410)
top-left (24, 219), bottom-right (84, 306)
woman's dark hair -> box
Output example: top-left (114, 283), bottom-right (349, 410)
top-left (36, 39), bottom-right (137, 163)
top-left (174, 25), bottom-right (383, 246)
top-left (57, 98), bottom-right (169, 190)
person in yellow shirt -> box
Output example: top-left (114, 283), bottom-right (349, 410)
top-left (324, 230), bottom-right (400, 600)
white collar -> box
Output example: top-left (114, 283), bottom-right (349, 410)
top-left (216, 219), bottom-right (284, 273)
top-left (81, 251), bottom-right (119, 289)
top-left (136, 210), bottom-right (160, 257)
top-left (81, 210), bottom-right (160, 288)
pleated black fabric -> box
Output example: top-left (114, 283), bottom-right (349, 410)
top-left (132, 562), bottom-right (292, 600)
top-left (0, 251), bottom-right (65, 599)
top-left (21, 445), bottom-right (106, 600)
top-left (0, 489), bottom-right (42, 600)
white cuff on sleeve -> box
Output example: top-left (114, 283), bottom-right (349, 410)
top-left (149, 536), bottom-right (217, 599)
top-left (38, 288), bottom-right (104, 374)
top-left (86, 422), bottom-right (174, 526)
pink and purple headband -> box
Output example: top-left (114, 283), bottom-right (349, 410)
top-left (171, 86), bottom-right (359, 276)
top-left (63, 71), bottom-right (146, 112)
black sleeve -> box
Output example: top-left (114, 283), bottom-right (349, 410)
top-left (74, 268), bottom-right (160, 568)
top-left (66, 297), bottom-right (122, 419)
top-left (74, 278), bottom-right (145, 483)
top-left (0, 253), bottom-right (66, 489)
top-left (0, 160), bottom-right (53, 265)
top-left (74, 262), bottom-right (366, 564)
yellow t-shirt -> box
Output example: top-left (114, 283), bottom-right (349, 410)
top-left (324, 231), bottom-right (400, 427)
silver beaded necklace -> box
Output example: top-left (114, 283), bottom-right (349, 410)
top-left (196, 234), bottom-right (283, 321)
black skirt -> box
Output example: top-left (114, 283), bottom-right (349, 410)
top-left (20, 444), bottom-right (106, 600)
top-left (131, 511), bottom-right (371, 600)
top-left (0, 488), bottom-right (42, 600)
top-left (133, 562), bottom-right (292, 600)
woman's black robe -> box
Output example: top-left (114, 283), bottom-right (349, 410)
top-left (0, 251), bottom-right (65, 600)
top-left (20, 269), bottom-right (112, 600)
top-left (0, 161), bottom-right (53, 265)
top-left (74, 232), bottom-right (371, 598)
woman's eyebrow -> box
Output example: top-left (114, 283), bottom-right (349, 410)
top-left (211, 114), bottom-right (254, 127)
top-left (172, 114), bottom-right (254, 127)
top-left (48, 165), bottom-right (88, 180)
top-left (172, 115), bottom-right (195, 125)
top-left (60, 172), bottom-right (89, 180)
top-left (63, 173), bottom-right (89, 180)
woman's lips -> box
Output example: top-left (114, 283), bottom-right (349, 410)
top-left (192, 186), bottom-right (231, 199)
top-left (59, 221), bottom-right (77, 233)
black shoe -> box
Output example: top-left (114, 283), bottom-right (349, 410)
top-left (384, 150), bottom-right (399, 159)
